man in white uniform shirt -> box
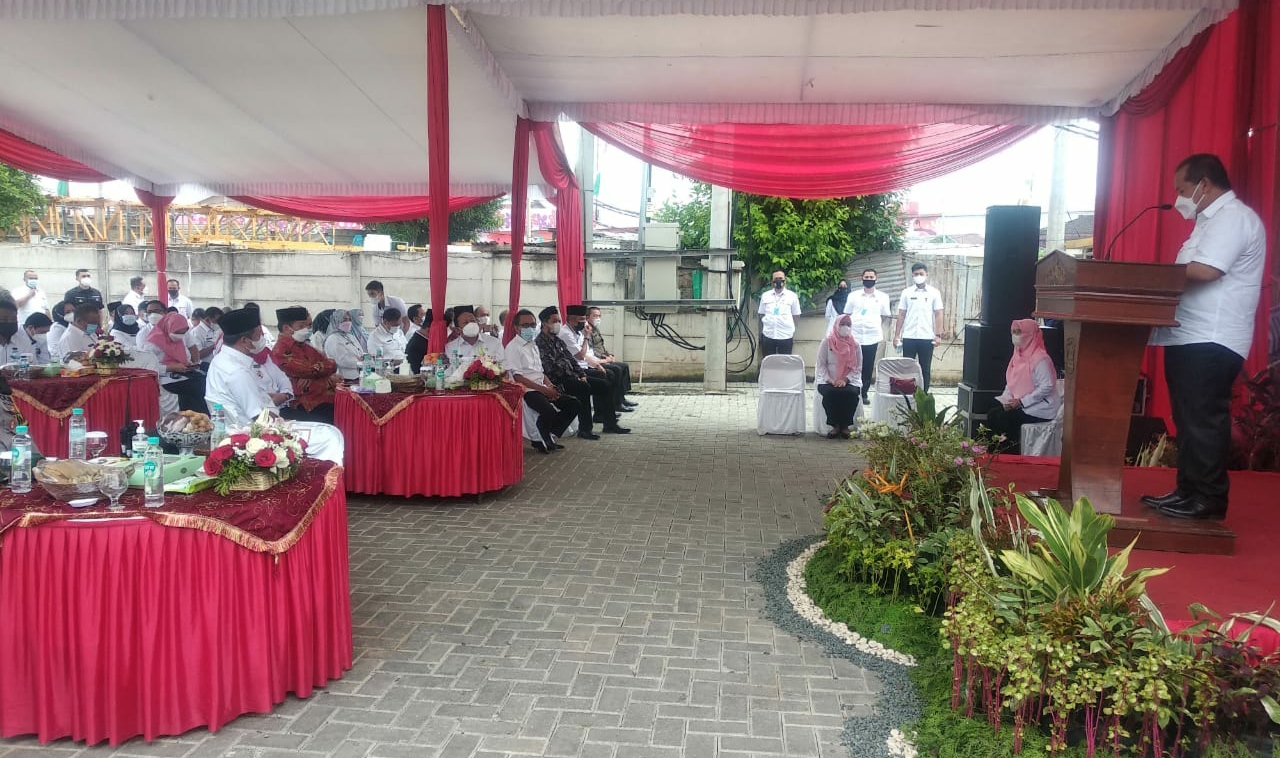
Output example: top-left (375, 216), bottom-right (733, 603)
top-left (894, 263), bottom-right (945, 392)
top-left (445, 309), bottom-right (501, 368)
top-left (121, 276), bottom-right (148, 313)
top-left (188, 306), bottom-right (224, 366)
top-left (205, 308), bottom-right (344, 465)
top-left (1142, 154), bottom-right (1266, 521)
top-left (504, 308), bottom-right (580, 454)
top-left (14, 270), bottom-right (47, 323)
top-left (757, 270), bottom-right (802, 357)
top-left (56, 303), bottom-right (102, 361)
top-left (165, 279), bottom-right (195, 324)
top-left (845, 267), bottom-right (893, 405)
top-left (366, 280), bottom-right (409, 334)
top-left (368, 307), bottom-right (409, 363)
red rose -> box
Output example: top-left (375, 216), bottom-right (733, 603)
top-left (210, 445), bottom-right (235, 463)
top-left (228, 433), bottom-right (250, 448)
top-left (254, 449), bottom-right (277, 468)
top-left (203, 458), bottom-right (223, 476)
top-left (261, 432), bottom-right (283, 443)
top-left (287, 449), bottom-right (297, 464)
top-left (298, 437), bottom-right (308, 450)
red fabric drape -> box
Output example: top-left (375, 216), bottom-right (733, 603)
top-left (582, 122), bottom-right (1040, 199)
top-left (230, 195), bottom-right (498, 223)
top-left (531, 122), bottom-right (585, 311)
top-left (10, 371), bottom-right (160, 458)
top-left (506, 118), bottom-right (531, 346)
top-left (427, 5), bottom-right (451, 353)
top-left (1095, 5), bottom-right (1275, 428)
top-left (135, 188), bottom-right (176, 304)
top-left (0, 128), bottom-right (113, 182)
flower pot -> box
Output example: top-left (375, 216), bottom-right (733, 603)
top-left (229, 469), bottom-right (294, 492)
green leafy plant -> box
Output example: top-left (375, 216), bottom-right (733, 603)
top-left (1232, 365), bottom-right (1280, 472)
top-left (371, 197), bottom-right (505, 245)
top-left (652, 182), bottom-right (712, 250)
top-left (0, 165), bottom-right (44, 234)
top-left (900, 388), bottom-right (960, 434)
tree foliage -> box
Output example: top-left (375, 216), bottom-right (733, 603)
top-left (652, 182), bottom-right (711, 250)
top-left (371, 197), bottom-right (505, 246)
top-left (0, 166), bottom-right (44, 234)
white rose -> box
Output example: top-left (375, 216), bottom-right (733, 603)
top-left (245, 438), bottom-right (268, 455)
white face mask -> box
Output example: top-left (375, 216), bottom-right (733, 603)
top-left (477, 315), bottom-right (490, 325)
top-left (122, 315), bottom-right (138, 326)
top-left (1174, 181), bottom-right (1205, 221)
top-left (549, 322), bottom-right (563, 335)
top-left (33, 333), bottom-right (48, 348)
top-left (837, 325), bottom-right (853, 338)
top-left (462, 322), bottom-right (481, 339)
top-left (912, 274), bottom-right (927, 285)
top-left (79, 276), bottom-right (92, 287)
top-left (252, 337), bottom-right (268, 351)
top-left (147, 313), bottom-right (163, 325)
top-left (170, 332), bottom-right (186, 342)
top-left (368, 295), bottom-right (380, 304)
top-left (1011, 333), bottom-right (1024, 347)
top-left (292, 328), bottom-right (312, 343)
top-left (590, 317), bottom-right (601, 328)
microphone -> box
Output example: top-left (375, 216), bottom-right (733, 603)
top-left (1102, 203), bottom-right (1173, 261)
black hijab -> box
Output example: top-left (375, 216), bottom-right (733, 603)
top-left (112, 304), bottom-right (140, 336)
top-left (826, 281), bottom-right (850, 314)
top-left (51, 301), bottom-right (69, 327)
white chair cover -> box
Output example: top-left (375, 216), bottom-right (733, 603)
top-left (521, 397), bottom-right (577, 443)
top-left (1020, 379), bottom-right (1066, 457)
top-left (757, 354), bottom-right (806, 435)
top-left (870, 357), bottom-right (924, 429)
top-left (812, 392), bottom-right (860, 436)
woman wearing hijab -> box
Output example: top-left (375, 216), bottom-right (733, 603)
top-left (324, 310), bottom-right (365, 380)
top-left (824, 279), bottom-right (852, 332)
top-left (346, 308), bottom-right (370, 352)
top-left (47, 300), bottom-right (72, 350)
top-left (311, 309), bottom-right (335, 351)
top-left (109, 303), bottom-right (141, 348)
top-left (982, 319), bottom-right (1061, 454)
top-left (815, 313), bottom-right (863, 439)
top-left (140, 311), bottom-right (208, 413)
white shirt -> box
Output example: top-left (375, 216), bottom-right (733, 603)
top-left (168, 294), bottom-right (195, 323)
top-left (188, 321), bottom-right (223, 359)
top-left (138, 337), bottom-right (192, 386)
top-left (121, 290), bottom-right (147, 313)
top-left (56, 324), bottom-right (98, 361)
top-left (205, 347), bottom-right (279, 427)
top-left (48, 322), bottom-right (68, 351)
top-left (758, 288), bottom-right (802, 340)
top-left (844, 288), bottom-right (892, 345)
top-left (446, 333), bottom-right (502, 369)
top-left (897, 284), bottom-right (944, 340)
top-left (136, 321), bottom-right (156, 345)
top-left (1149, 190), bottom-right (1266, 358)
top-left (373, 295), bottom-right (408, 325)
top-left (324, 332), bottom-right (365, 380)
top-left (505, 335), bottom-right (547, 385)
top-left (995, 356), bottom-right (1062, 421)
top-left (10, 329), bottom-right (51, 365)
top-left (368, 326), bottom-right (408, 362)
top-left (557, 326), bottom-right (593, 370)
top-left (15, 283), bottom-right (47, 323)
top-left (815, 337), bottom-right (862, 388)
top-left (109, 329), bottom-right (137, 348)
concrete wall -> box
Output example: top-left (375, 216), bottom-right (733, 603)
top-left (0, 244), bottom-right (985, 384)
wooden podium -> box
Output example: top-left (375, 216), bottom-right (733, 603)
top-left (1033, 252), bottom-right (1234, 554)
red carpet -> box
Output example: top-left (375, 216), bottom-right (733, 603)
top-left (989, 456), bottom-right (1280, 651)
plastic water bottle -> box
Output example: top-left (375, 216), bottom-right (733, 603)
top-left (361, 353), bottom-right (373, 377)
top-left (210, 404), bottom-right (227, 447)
top-left (375, 349), bottom-right (385, 376)
top-left (143, 437), bottom-right (164, 507)
top-left (68, 407), bottom-right (87, 460)
top-left (434, 357), bottom-right (446, 391)
top-left (10, 425), bottom-right (32, 494)
top-left (17, 353), bottom-right (30, 381)
top-left (131, 420), bottom-right (149, 460)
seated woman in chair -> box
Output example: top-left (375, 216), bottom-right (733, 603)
top-left (815, 314), bottom-right (862, 439)
top-left (982, 318), bottom-right (1060, 454)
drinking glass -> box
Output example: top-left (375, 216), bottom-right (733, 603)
top-left (86, 431), bottom-right (109, 459)
top-left (98, 468), bottom-right (129, 511)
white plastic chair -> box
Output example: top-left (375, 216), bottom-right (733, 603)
top-left (757, 354), bottom-right (807, 435)
top-left (870, 357), bottom-right (924, 429)
top-left (1020, 379), bottom-right (1066, 456)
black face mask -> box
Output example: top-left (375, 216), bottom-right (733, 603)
top-left (773, 279), bottom-right (784, 289)
top-left (0, 322), bottom-right (16, 339)
top-left (168, 289), bottom-right (179, 297)
top-left (863, 278), bottom-right (877, 288)
top-left (836, 285), bottom-right (848, 293)
top-left (573, 321), bottom-right (586, 333)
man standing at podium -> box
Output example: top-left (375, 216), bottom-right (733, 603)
top-left (1142, 154), bottom-right (1266, 520)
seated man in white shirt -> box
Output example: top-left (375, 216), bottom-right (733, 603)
top-left (205, 308), bottom-right (344, 465)
top-left (504, 308), bottom-right (580, 454)
top-left (367, 307), bottom-right (408, 363)
top-left (188, 306), bottom-right (224, 366)
top-left (445, 307), bottom-right (502, 369)
top-left (242, 303), bottom-right (276, 350)
top-left (12, 313), bottom-right (53, 365)
top-left (56, 302), bottom-right (102, 362)
top-left (136, 300), bottom-right (166, 344)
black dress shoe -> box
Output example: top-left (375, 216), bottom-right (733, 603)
top-left (551, 442), bottom-right (565, 450)
top-left (622, 400), bottom-right (639, 408)
top-left (577, 430), bottom-right (601, 441)
top-left (603, 425), bottom-right (631, 434)
top-left (1140, 490), bottom-right (1186, 509)
top-left (1158, 496), bottom-right (1227, 521)
top-left (616, 406), bottom-right (634, 413)
top-left (531, 441), bottom-right (551, 454)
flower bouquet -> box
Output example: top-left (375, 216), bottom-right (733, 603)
top-left (85, 337), bottom-right (132, 372)
top-left (202, 410), bottom-right (307, 494)
top-left (462, 354), bottom-right (505, 391)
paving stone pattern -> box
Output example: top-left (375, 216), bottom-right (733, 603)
top-left (16, 385), bottom-right (880, 758)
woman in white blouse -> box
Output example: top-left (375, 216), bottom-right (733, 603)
top-left (108, 303), bottom-right (141, 348)
top-left (815, 314), bottom-right (863, 439)
top-left (323, 309), bottom-right (365, 381)
top-left (983, 319), bottom-right (1061, 454)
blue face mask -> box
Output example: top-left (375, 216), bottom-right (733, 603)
top-left (85, 323), bottom-right (99, 336)
top-left (519, 326), bottom-right (537, 342)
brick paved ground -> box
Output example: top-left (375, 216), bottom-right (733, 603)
top-left (16, 384), bottom-right (884, 758)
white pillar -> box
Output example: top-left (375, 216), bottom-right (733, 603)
top-left (1046, 127), bottom-right (1069, 254)
top-left (703, 185), bottom-right (733, 392)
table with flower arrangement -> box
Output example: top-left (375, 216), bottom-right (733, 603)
top-left (333, 377), bottom-right (525, 498)
top-left (0, 455), bottom-right (353, 746)
top-left (8, 368), bottom-right (160, 458)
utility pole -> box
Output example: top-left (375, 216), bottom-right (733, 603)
top-left (703, 185), bottom-right (732, 392)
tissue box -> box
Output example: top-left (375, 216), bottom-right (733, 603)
top-left (165, 474), bottom-right (218, 495)
top-left (126, 455), bottom-right (206, 487)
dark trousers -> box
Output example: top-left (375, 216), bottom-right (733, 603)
top-left (523, 389), bottom-right (580, 442)
top-left (901, 338), bottom-right (935, 391)
top-left (282, 403), bottom-right (336, 425)
top-left (560, 375), bottom-right (615, 432)
top-left (605, 360), bottom-right (632, 397)
top-left (817, 384), bottom-right (861, 429)
top-left (760, 336), bottom-right (794, 356)
top-left (982, 405), bottom-right (1052, 455)
top-left (1165, 343), bottom-right (1243, 506)
top-left (860, 344), bottom-right (878, 400)
top-left (587, 366), bottom-right (626, 413)
top-left (164, 375), bottom-right (209, 415)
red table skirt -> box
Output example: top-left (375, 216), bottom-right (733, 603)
top-left (0, 486), bottom-right (353, 745)
top-left (335, 388), bottom-right (523, 497)
top-left (11, 372), bottom-right (160, 458)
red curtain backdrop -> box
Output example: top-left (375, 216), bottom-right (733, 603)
top-left (581, 122), bottom-right (1040, 199)
top-left (135, 189), bottom-right (175, 304)
top-left (230, 195), bottom-right (497, 223)
top-left (427, 5), bottom-right (451, 353)
top-left (0, 128), bottom-right (113, 182)
top-left (1094, 3), bottom-right (1276, 428)
top-left (531, 121), bottom-right (585, 311)
top-left (506, 118), bottom-right (531, 346)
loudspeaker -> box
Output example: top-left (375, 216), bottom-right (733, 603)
top-left (962, 323), bottom-right (1014, 389)
top-left (957, 382), bottom-right (1003, 439)
top-left (981, 205), bottom-right (1040, 328)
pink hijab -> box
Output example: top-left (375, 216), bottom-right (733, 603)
top-left (827, 314), bottom-right (861, 380)
top-left (147, 312), bottom-right (191, 365)
top-left (1006, 318), bottom-right (1051, 399)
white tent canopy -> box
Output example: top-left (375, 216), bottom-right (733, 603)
top-left (0, 0), bottom-right (1236, 196)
